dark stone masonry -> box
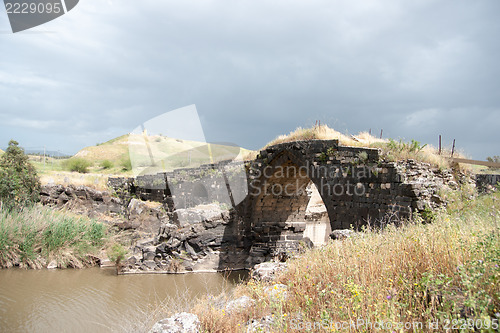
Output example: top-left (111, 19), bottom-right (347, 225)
top-left (41, 140), bottom-right (473, 273)
top-left (476, 174), bottom-right (500, 192)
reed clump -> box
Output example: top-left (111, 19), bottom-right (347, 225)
top-left (0, 205), bottom-right (107, 269)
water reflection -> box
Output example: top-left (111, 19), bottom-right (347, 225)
top-left (0, 268), bottom-right (247, 333)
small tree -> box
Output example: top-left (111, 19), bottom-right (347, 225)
top-left (487, 156), bottom-right (500, 169)
top-left (100, 159), bottom-right (113, 169)
top-left (0, 140), bottom-right (41, 211)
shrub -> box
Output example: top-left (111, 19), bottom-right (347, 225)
top-left (487, 156), bottom-right (500, 170)
top-left (318, 152), bottom-right (328, 163)
top-left (487, 156), bottom-right (500, 164)
top-left (64, 158), bottom-right (92, 173)
top-left (107, 243), bottom-right (127, 270)
top-left (100, 159), bottom-right (114, 169)
top-left (358, 151), bottom-right (368, 162)
top-left (120, 156), bottom-right (132, 171)
top-left (0, 140), bottom-right (41, 211)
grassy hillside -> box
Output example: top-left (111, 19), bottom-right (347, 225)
top-left (33, 133), bottom-right (255, 187)
top-left (74, 134), bottom-right (130, 164)
top-left (0, 148), bottom-right (4, 155)
top-left (73, 133), bottom-right (255, 175)
top-left (128, 133), bottom-right (255, 174)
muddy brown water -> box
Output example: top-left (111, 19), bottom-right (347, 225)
top-left (0, 268), bottom-right (247, 333)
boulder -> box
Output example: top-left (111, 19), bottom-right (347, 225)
top-left (47, 260), bottom-right (58, 269)
top-left (263, 284), bottom-right (288, 300)
top-left (329, 229), bottom-right (355, 240)
top-left (127, 198), bottom-right (162, 232)
top-left (149, 312), bottom-right (199, 333)
top-left (251, 262), bottom-right (287, 282)
top-left (128, 198), bottom-right (146, 218)
top-left (225, 296), bottom-right (255, 313)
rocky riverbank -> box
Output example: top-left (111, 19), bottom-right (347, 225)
top-left (40, 183), bottom-right (253, 273)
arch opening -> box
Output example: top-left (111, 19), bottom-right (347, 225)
top-left (304, 182), bottom-right (331, 247)
top-left (252, 159), bottom-right (331, 250)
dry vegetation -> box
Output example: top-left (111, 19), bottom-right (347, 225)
top-left (75, 134), bottom-right (130, 162)
top-left (266, 125), bottom-right (385, 147)
top-left (39, 172), bottom-right (111, 190)
top-left (264, 124), bottom-right (462, 169)
top-left (190, 188), bottom-right (500, 332)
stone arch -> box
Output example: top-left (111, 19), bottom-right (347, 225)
top-left (248, 150), bottom-right (332, 261)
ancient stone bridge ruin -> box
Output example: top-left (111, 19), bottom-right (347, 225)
top-left (99, 139), bottom-right (459, 272)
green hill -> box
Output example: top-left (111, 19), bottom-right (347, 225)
top-left (74, 134), bottom-right (130, 163)
top-left (73, 133), bottom-right (255, 174)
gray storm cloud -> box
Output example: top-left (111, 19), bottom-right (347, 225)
top-left (0, 0), bottom-right (499, 158)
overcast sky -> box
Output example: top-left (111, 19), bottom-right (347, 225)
top-left (1, 0), bottom-right (499, 159)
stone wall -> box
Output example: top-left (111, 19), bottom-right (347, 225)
top-left (119, 161), bottom-right (244, 209)
top-left (40, 184), bottom-right (125, 218)
top-left (104, 140), bottom-right (466, 269)
top-left (476, 174), bottom-right (500, 192)
top-left (239, 140), bottom-right (463, 264)
top-left (42, 140), bottom-right (471, 272)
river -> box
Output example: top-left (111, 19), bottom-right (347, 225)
top-left (0, 268), bottom-right (247, 333)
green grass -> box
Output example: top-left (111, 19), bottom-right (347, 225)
top-left (63, 157), bottom-right (93, 173)
top-left (193, 189), bottom-right (500, 332)
top-left (29, 156), bottom-right (67, 174)
top-left (100, 159), bottom-right (114, 169)
top-left (0, 205), bottom-right (107, 269)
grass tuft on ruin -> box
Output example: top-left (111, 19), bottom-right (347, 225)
top-left (264, 124), bottom-right (457, 169)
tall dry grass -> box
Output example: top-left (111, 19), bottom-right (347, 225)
top-left (192, 188), bottom-right (500, 332)
top-left (39, 172), bottom-right (114, 191)
top-left (264, 125), bottom-right (457, 169)
top-left (266, 125), bottom-right (385, 148)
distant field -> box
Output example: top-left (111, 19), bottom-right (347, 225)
top-left (127, 133), bottom-right (253, 175)
top-left (29, 133), bottom-right (256, 188)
